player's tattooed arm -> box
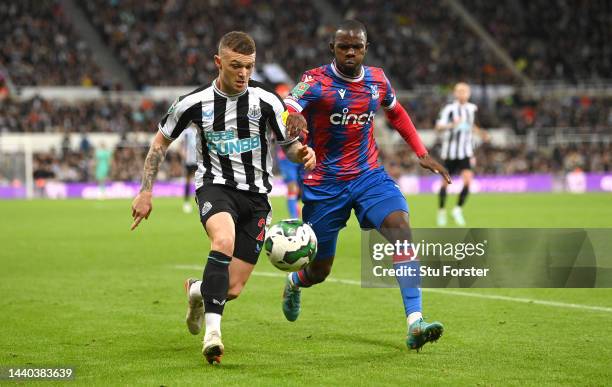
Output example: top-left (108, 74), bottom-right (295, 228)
top-left (131, 132), bottom-right (173, 230)
top-left (140, 134), bottom-right (171, 192)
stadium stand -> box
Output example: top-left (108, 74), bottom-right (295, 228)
top-left (467, 0), bottom-right (612, 82)
top-left (81, 0), bottom-right (331, 88)
top-left (0, 0), bottom-right (103, 86)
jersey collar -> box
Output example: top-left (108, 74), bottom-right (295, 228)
top-left (213, 79), bottom-right (248, 99)
top-left (331, 60), bottom-right (364, 83)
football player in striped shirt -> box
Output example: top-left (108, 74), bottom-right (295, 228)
top-left (435, 83), bottom-right (489, 227)
top-left (130, 32), bottom-right (315, 364)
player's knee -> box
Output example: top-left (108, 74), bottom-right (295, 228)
top-left (211, 236), bottom-right (235, 256)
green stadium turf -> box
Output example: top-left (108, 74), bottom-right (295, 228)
top-left (1, 193), bottom-right (612, 385)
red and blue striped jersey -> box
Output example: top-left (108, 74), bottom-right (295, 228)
top-left (284, 61), bottom-right (397, 186)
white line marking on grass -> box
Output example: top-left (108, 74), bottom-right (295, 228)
top-left (172, 265), bottom-right (612, 314)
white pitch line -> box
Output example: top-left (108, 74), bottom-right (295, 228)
top-left (172, 264), bottom-right (612, 314)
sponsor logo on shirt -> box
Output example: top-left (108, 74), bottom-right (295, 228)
top-left (329, 108), bottom-right (376, 125)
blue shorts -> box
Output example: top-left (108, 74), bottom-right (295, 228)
top-left (278, 158), bottom-right (300, 184)
top-left (302, 168), bottom-right (408, 260)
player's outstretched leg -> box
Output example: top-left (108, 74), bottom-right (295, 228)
top-left (184, 278), bottom-right (204, 335)
top-left (380, 210), bottom-right (444, 352)
top-left (282, 258), bottom-right (333, 321)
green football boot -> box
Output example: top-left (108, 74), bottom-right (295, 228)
top-left (406, 318), bottom-right (444, 352)
top-left (282, 275), bottom-right (301, 322)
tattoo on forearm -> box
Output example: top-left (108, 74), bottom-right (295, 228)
top-left (140, 143), bottom-right (166, 192)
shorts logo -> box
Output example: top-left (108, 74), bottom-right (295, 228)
top-left (248, 105), bottom-right (261, 120)
top-left (201, 201), bottom-right (212, 217)
top-left (212, 298), bottom-right (226, 306)
top-left (202, 110), bottom-right (214, 122)
top-left (370, 85), bottom-right (379, 100)
top-left (290, 82), bottom-right (310, 98)
top-left (255, 243), bottom-right (262, 254)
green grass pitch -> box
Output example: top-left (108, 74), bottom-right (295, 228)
top-left (1, 193), bottom-right (612, 385)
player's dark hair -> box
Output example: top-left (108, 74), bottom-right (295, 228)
top-left (332, 19), bottom-right (368, 43)
top-left (218, 31), bottom-right (256, 55)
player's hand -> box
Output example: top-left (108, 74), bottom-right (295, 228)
top-left (131, 191), bottom-right (153, 231)
top-left (418, 154), bottom-right (451, 184)
top-left (286, 112), bottom-right (308, 138)
top-left (297, 144), bottom-right (316, 171)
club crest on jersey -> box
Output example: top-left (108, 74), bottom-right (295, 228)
top-left (248, 105), bottom-right (261, 120)
top-left (338, 89), bottom-right (346, 99)
top-left (167, 98), bottom-right (179, 115)
top-left (370, 85), bottom-right (379, 100)
top-left (202, 110), bottom-right (214, 122)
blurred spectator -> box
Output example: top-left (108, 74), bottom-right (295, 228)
top-left (0, 1), bottom-right (104, 86)
top-left (468, 0), bottom-right (611, 82)
top-left (82, 0), bottom-right (331, 88)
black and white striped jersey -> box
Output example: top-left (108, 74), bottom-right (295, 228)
top-left (159, 80), bottom-right (297, 194)
top-left (437, 101), bottom-right (478, 160)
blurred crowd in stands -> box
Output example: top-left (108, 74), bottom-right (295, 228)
top-left (29, 139), bottom-right (611, 186)
top-left (0, 96), bottom-right (166, 134)
top-left (31, 137), bottom-right (185, 184)
top-left (2, 94), bottom-right (610, 135)
top-left (82, 0), bottom-right (330, 88)
top-left (0, 1), bottom-right (103, 86)
top-left (2, 0), bottom-right (610, 88)
top-left (381, 142), bottom-right (612, 179)
top-left (467, 0), bottom-right (611, 82)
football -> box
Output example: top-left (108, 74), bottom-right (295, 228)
top-left (264, 219), bottom-right (317, 272)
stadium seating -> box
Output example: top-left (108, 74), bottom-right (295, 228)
top-left (81, 0), bottom-right (331, 88)
top-left (467, 0), bottom-right (611, 81)
top-left (0, 1), bottom-right (103, 86)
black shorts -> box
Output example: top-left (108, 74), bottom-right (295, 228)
top-left (196, 184), bottom-right (271, 264)
top-left (443, 158), bottom-right (472, 176)
top-left (185, 164), bottom-right (197, 175)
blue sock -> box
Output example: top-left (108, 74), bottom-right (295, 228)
top-left (393, 257), bottom-right (422, 317)
top-left (287, 196), bottom-right (299, 218)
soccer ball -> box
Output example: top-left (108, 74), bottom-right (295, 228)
top-left (264, 219), bottom-right (317, 272)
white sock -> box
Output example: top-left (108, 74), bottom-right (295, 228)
top-left (407, 312), bottom-right (423, 326)
top-left (189, 280), bottom-right (203, 300)
top-left (205, 313), bottom-right (222, 335)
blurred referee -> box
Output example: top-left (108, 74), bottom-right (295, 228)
top-left (435, 82), bottom-right (489, 227)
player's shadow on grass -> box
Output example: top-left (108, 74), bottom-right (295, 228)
top-left (329, 332), bottom-right (405, 351)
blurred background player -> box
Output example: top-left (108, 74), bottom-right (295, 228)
top-left (95, 142), bottom-right (112, 198)
top-left (282, 20), bottom-right (450, 352)
top-left (179, 126), bottom-right (198, 213)
top-left (276, 146), bottom-right (301, 218)
top-left (435, 82), bottom-right (489, 227)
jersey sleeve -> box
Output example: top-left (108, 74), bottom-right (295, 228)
top-left (283, 72), bottom-right (322, 113)
top-left (380, 71), bottom-right (397, 110)
top-left (158, 97), bottom-right (200, 140)
top-left (268, 95), bottom-right (298, 146)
